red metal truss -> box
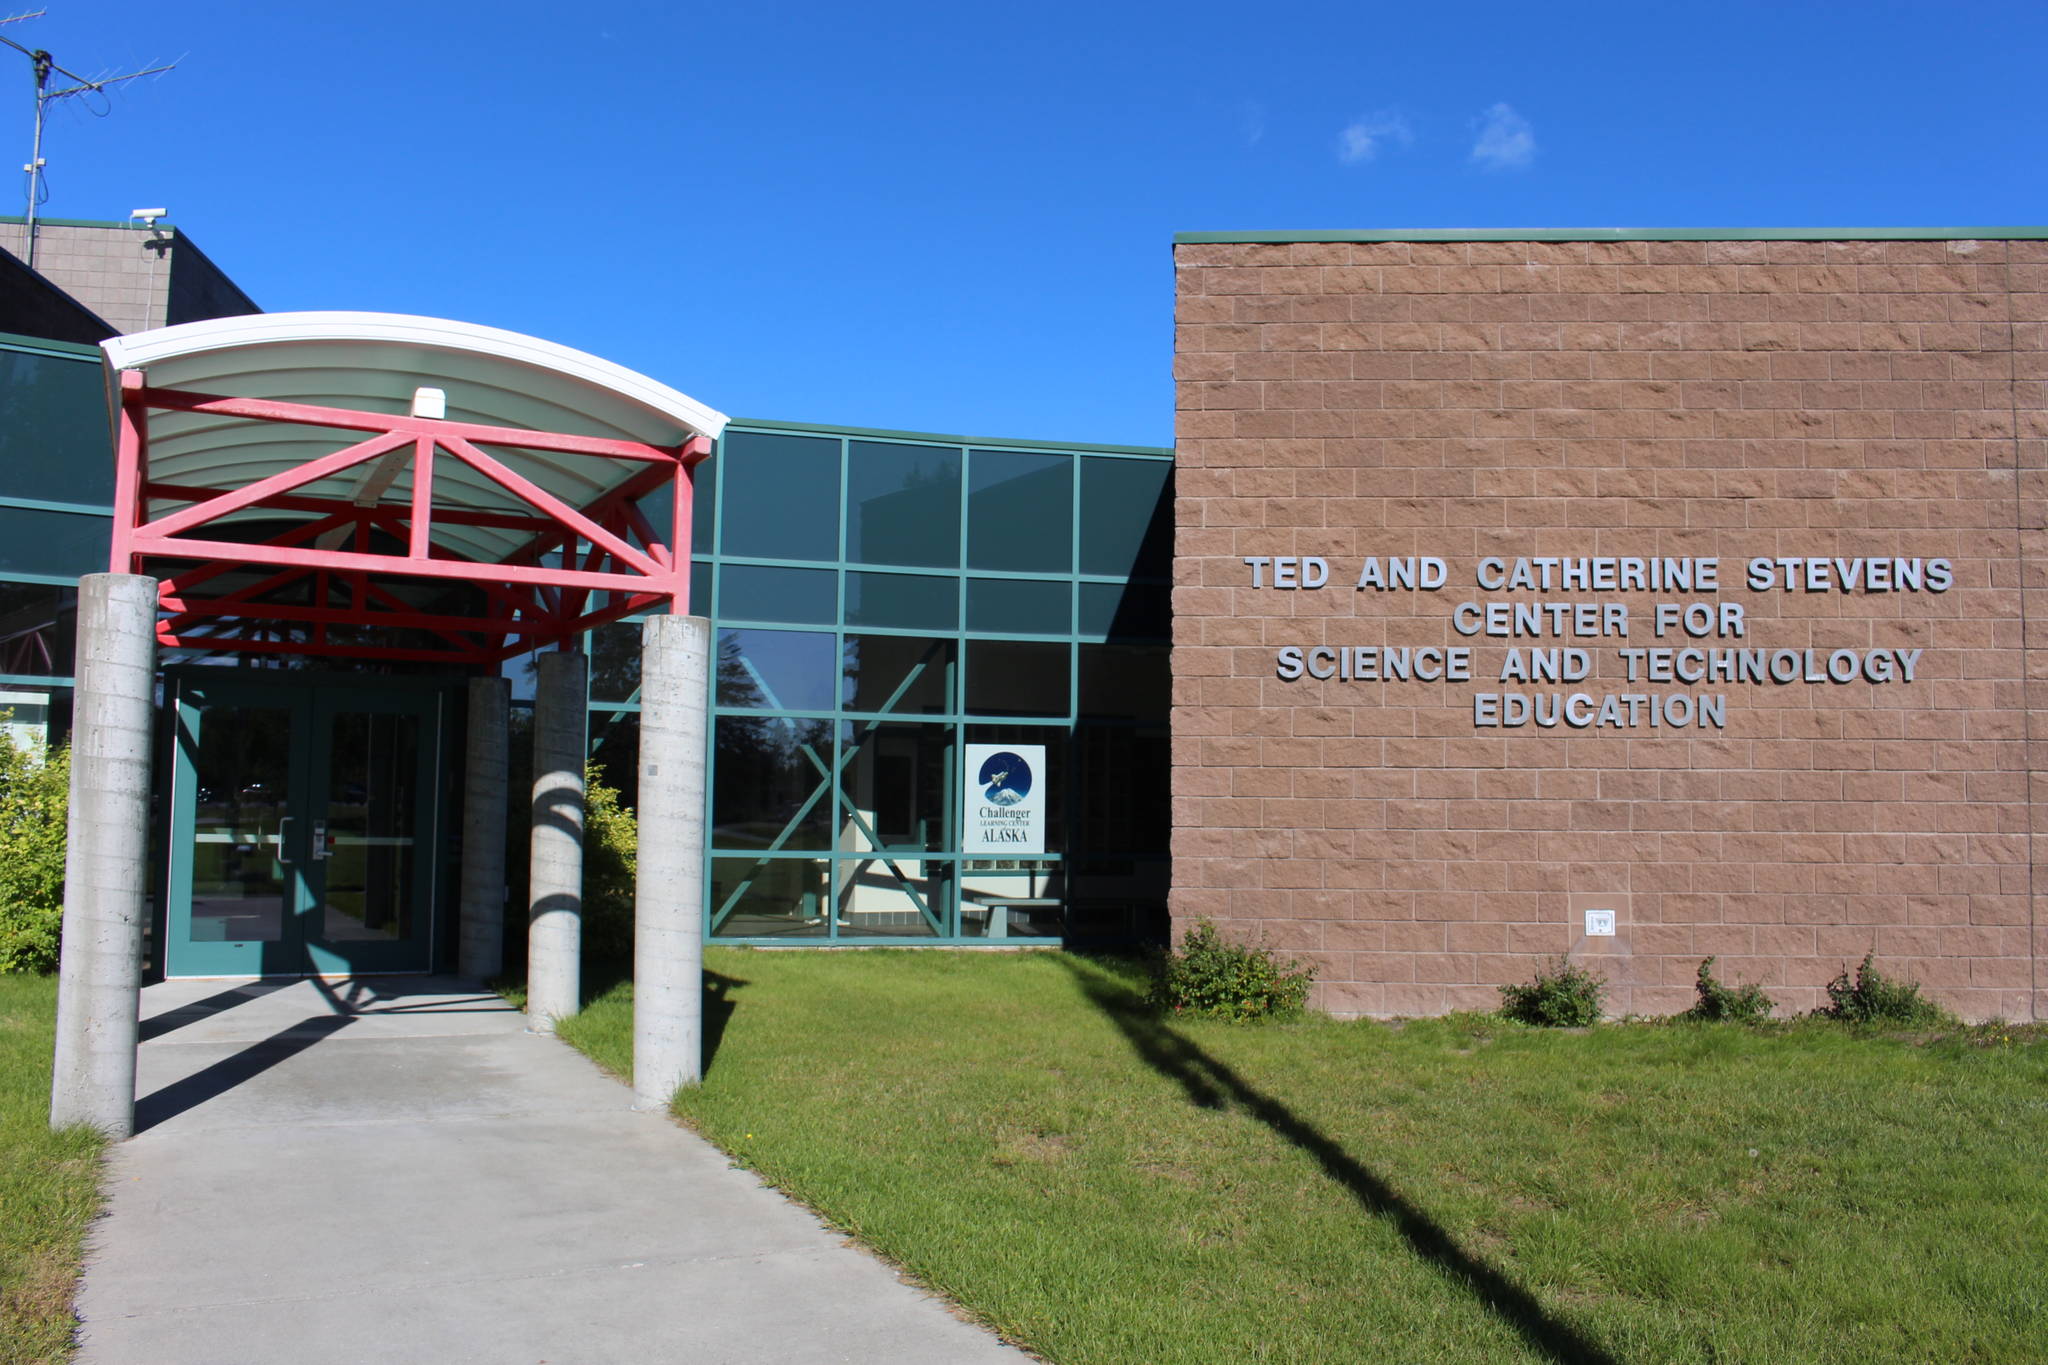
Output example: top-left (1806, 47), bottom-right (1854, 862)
top-left (113, 371), bottom-right (711, 662)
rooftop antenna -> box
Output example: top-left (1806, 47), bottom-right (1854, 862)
top-left (0, 11), bottom-right (175, 270)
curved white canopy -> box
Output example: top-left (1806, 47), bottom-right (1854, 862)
top-left (101, 312), bottom-right (726, 566)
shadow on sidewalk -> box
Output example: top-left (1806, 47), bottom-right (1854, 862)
top-left (1054, 956), bottom-right (1617, 1365)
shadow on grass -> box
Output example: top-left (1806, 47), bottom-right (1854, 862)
top-left (1057, 956), bottom-right (1617, 1365)
top-left (574, 961), bottom-right (748, 1078)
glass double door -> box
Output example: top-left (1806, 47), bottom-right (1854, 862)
top-left (168, 677), bottom-right (442, 977)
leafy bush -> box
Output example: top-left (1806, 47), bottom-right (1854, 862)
top-left (1151, 920), bottom-right (1313, 1022)
top-left (1684, 956), bottom-right (1775, 1023)
top-left (1816, 953), bottom-right (1951, 1026)
top-left (0, 732), bottom-right (70, 974)
top-left (582, 762), bottom-right (637, 965)
top-left (1498, 957), bottom-right (1606, 1027)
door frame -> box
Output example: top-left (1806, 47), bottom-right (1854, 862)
top-left (161, 667), bottom-right (461, 979)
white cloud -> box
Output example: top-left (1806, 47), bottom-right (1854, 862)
top-left (1336, 111), bottom-right (1412, 165)
top-left (1470, 102), bottom-right (1535, 170)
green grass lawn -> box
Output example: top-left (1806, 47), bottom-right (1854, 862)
top-left (0, 974), bottom-right (105, 1365)
top-left (558, 948), bottom-right (2048, 1365)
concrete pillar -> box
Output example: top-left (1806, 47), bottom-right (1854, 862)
top-left (459, 676), bottom-right (510, 980)
top-left (526, 650), bottom-right (586, 1033)
top-left (633, 615), bottom-right (712, 1107)
top-left (50, 573), bottom-right (158, 1137)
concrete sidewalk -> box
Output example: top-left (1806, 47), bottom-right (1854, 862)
top-left (76, 976), bottom-right (1027, 1365)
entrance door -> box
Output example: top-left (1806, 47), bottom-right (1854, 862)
top-left (167, 676), bottom-right (444, 977)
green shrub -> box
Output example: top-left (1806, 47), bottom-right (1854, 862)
top-left (1151, 920), bottom-right (1313, 1022)
top-left (1684, 956), bottom-right (1775, 1023)
top-left (1816, 953), bottom-right (1952, 1026)
top-left (582, 763), bottom-right (637, 965)
top-left (0, 732), bottom-right (70, 974)
top-left (1498, 956), bottom-right (1605, 1027)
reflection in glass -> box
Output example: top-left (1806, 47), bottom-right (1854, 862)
top-left (318, 710), bottom-right (420, 943)
top-left (966, 640), bottom-right (1070, 718)
top-left (711, 856), bottom-right (830, 939)
top-left (718, 432), bottom-right (841, 561)
top-left (959, 862), bottom-right (1064, 939)
top-left (847, 441), bottom-right (961, 568)
top-left (832, 856), bottom-right (944, 939)
top-left (0, 582), bottom-right (76, 677)
top-left (845, 571), bottom-right (956, 630)
top-left (967, 578), bottom-right (1069, 635)
top-left (1078, 581), bottom-right (1169, 641)
top-left (721, 565), bottom-right (837, 625)
top-left (717, 628), bottom-right (837, 711)
top-left (837, 722), bottom-right (950, 853)
top-left (841, 635), bottom-right (954, 715)
top-left (712, 714), bottom-right (834, 850)
top-left (590, 622), bottom-right (644, 702)
top-left (969, 450), bottom-right (1072, 573)
top-left (186, 703), bottom-right (293, 943)
top-left (1079, 458), bottom-right (1172, 578)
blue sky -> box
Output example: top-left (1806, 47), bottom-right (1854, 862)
top-left (8, 1), bottom-right (2043, 446)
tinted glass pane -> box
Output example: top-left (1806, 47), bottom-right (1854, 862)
top-left (847, 441), bottom-right (960, 568)
top-left (969, 451), bottom-right (1071, 573)
top-left (589, 622), bottom-right (643, 702)
top-left (841, 634), bottom-right (953, 715)
top-left (967, 578), bottom-right (1070, 635)
top-left (718, 432), bottom-right (840, 561)
top-left (711, 856), bottom-right (830, 939)
top-left (1078, 582), bottom-right (1169, 641)
top-left (0, 348), bottom-right (113, 505)
top-left (721, 565), bottom-right (836, 625)
top-left (1078, 643), bottom-right (1169, 722)
top-left (959, 862), bottom-right (1063, 940)
top-left (0, 507), bottom-right (112, 578)
top-left (320, 709), bottom-right (420, 945)
top-left (688, 560), bottom-right (712, 618)
top-left (1075, 724), bottom-right (1169, 854)
top-left (1078, 458), bottom-right (1172, 578)
top-left (0, 582), bottom-right (76, 676)
top-left (588, 709), bottom-right (640, 811)
top-left (966, 640), bottom-right (1069, 718)
top-left (690, 453), bottom-right (717, 552)
top-left (712, 715), bottom-right (834, 850)
top-left (846, 571), bottom-right (956, 630)
top-left (839, 721), bottom-right (951, 853)
top-left (187, 703), bottom-right (292, 943)
top-left (717, 628), bottom-right (837, 711)
top-left (834, 857), bottom-right (945, 939)
top-left (0, 684), bottom-right (58, 750)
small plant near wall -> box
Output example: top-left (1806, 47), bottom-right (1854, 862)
top-left (1684, 956), bottom-right (1775, 1023)
top-left (1815, 953), bottom-right (1953, 1027)
top-left (1498, 957), bottom-right (1606, 1027)
top-left (1151, 920), bottom-right (1313, 1022)
top-left (0, 731), bottom-right (69, 974)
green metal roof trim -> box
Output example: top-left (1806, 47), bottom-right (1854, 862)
top-left (729, 418), bottom-right (1172, 458)
top-left (0, 214), bottom-right (180, 231)
top-left (1174, 226), bottom-right (2048, 244)
top-left (0, 329), bottom-right (103, 359)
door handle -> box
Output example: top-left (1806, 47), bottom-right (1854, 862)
top-left (274, 816), bottom-right (295, 865)
top-left (311, 820), bottom-right (332, 860)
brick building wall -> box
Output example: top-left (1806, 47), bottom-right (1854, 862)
top-left (0, 220), bottom-right (257, 334)
top-left (1170, 232), bottom-right (2047, 1021)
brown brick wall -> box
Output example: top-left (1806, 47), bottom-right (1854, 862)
top-left (1170, 236), bottom-right (2048, 1021)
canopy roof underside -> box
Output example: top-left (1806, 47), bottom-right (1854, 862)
top-left (102, 312), bottom-right (728, 566)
